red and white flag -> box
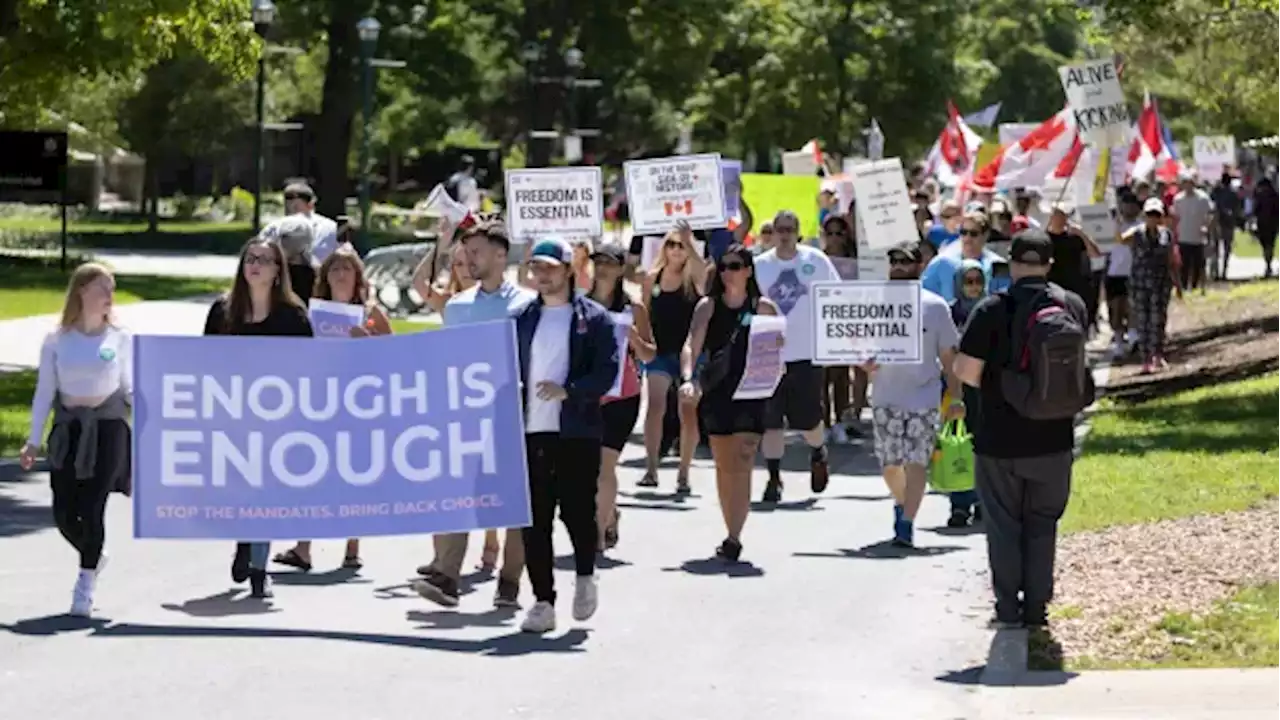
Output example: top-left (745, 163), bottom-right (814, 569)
top-left (925, 101), bottom-right (984, 187)
top-left (971, 108), bottom-right (1078, 193)
top-left (1127, 90), bottom-right (1179, 183)
top-left (800, 138), bottom-right (824, 169)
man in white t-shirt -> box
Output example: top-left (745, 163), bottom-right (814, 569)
top-left (264, 182), bottom-right (341, 264)
top-left (1172, 174), bottom-right (1213, 293)
top-left (753, 209), bottom-right (839, 503)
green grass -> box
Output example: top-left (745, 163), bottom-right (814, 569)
top-left (1073, 583), bottom-right (1279, 670)
top-left (1064, 374), bottom-right (1279, 534)
top-left (1231, 229), bottom-right (1264, 259)
top-left (388, 317), bottom-right (440, 335)
top-left (0, 370), bottom-right (37, 456)
top-left (0, 261), bottom-right (227, 320)
top-left (1193, 277), bottom-right (1278, 304)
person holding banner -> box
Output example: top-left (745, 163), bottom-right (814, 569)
top-left (203, 237), bottom-right (315, 599)
top-left (860, 241), bottom-right (963, 548)
top-left (272, 246), bottom-right (392, 574)
top-left (588, 243), bottom-right (656, 552)
top-left (19, 263), bottom-right (133, 618)
top-left (681, 244), bottom-right (781, 562)
top-left (412, 221), bottom-right (535, 609)
top-left (513, 237), bottom-right (619, 633)
top-left (639, 223), bottom-right (706, 494)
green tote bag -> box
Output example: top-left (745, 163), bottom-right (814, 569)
top-left (929, 419), bottom-right (975, 493)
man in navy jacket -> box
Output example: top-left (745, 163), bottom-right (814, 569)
top-left (513, 237), bottom-right (618, 633)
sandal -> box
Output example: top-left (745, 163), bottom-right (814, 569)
top-left (675, 475), bottom-right (691, 496)
top-left (604, 509), bottom-right (621, 549)
top-left (342, 555), bottom-right (363, 570)
top-left (272, 548), bottom-right (312, 572)
top-left (637, 470), bottom-right (659, 488)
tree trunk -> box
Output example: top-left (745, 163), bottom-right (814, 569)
top-left (144, 159), bottom-right (159, 234)
top-left (313, 0), bottom-right (368, 219)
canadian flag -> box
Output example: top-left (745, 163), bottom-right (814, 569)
top-left (1127, 90), bottom-right (1180, 183)
top-left (925, 101), bottom-right (984, 187)
top-left (664, 199), bottom-right (694, 216)
top-left (799, 138), bottom-right (825, 170)
top-left (971, 108), bottom-right (1078, 193)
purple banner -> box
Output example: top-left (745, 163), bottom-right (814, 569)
top-left (721, 159), bottom-right (743, 217)
top-left (132, 321), bottom-right (531, 540)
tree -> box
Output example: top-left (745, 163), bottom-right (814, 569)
top-left (0, 0), bottom-right (255, 125)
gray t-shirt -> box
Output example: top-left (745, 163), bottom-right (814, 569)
top-left (1173, 189), bottom-right (1213, 246)
top-left (871, 289), bottom-right (959, 412)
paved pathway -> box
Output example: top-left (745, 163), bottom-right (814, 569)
top-left (0, 440), bottom-right (995, 719)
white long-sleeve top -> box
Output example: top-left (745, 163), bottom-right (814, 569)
top-left (28, 327), bottom-right (133, 446)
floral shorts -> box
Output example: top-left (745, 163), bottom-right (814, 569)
top-left (872, 406), bottom-right (941, 468)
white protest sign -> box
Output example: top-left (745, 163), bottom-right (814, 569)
top-left (639, 235), bottom-right (706, 272)
top-left (854, 227), bottom-right (888, 280)
top-left (783, 150), bottom-right (819, 177)
top-left (308, 298), bottom-right (366, 338)
top-left (811, 281), bottom-right (922, 366)
top-left (733, 315), bottom-right (787, 400)
top-left (1193, 135), bottom-right (1235, 183)
top-left (505, 166), bottom-right (603, 241)
top-left (623, 153), bottom-right (728, 235)
top-left (606, 310), bottom-right (633, 397)
top-left (851, 157), bottom-right (916, 251)
top-left (425, 183), bottom-right (471, 225)
top-left (1058, 59), bottom-right (1129, 146)
top-left (1076, 204), bottom-right (1117, 252)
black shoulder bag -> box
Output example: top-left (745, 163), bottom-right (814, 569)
top-left (697, 298), bottom-right (757, 391)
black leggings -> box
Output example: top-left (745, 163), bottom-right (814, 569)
top-left (49, 419), bottom-right (128, 570)
top-left (523, 433), bottom-right (602, 604)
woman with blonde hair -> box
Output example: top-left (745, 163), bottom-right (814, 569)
top-left (272, 246), bottom-right (391, 573)
top-left (411, 220), bottom-right (476, 313)
top-left (20, 262), bottom-right (133, 617)
top-left (638, 222), bottom-right (706, 493)
top-left (204, 236), bottom-right (313, 599)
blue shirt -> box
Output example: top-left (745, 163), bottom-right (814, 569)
top-left (442, 280), bottom-right (535, 327)
top-left (921, 249), bottom-right (1003, 303)
top-left (926, 224), bottom-right (959, 250)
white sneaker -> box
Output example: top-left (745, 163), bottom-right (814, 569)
top-left (521, 601), bottom-right (556, 633)
top-left (829, 424), bottom-right (850, 444)
top-left (69, 570), bottom-right (95, 617)
top-left (572, 575), bottom-right (598, 621)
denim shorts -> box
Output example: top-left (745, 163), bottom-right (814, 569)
top-left (643, 353), bottom-right (682, 378)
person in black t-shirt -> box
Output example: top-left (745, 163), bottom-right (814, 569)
top-left (1044, 203), bottom-right (1101, 329)
top-left (952, 229), bottom-right (1086, 630)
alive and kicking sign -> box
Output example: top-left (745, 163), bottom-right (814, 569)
top-left (1058, 59), bottom-right (1128, 146)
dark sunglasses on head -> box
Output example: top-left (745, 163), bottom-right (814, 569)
top-left (719, 260), bottom-right (747, 272)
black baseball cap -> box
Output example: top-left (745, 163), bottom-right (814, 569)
top-left (590, 243), bottom-right (627, 265)
top-left (885, 240), bottom-right (922, 263)
top-left (1009, 229), bottom-right (1053, 266)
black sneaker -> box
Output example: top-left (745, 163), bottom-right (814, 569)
top-left (493, 579), bottom-right (521, 608)
top-left (810, 447), bottom-right (830, 493)
top-left (761, 478), bottom-right (783, 503)
top-left (947, 509), bottom-right (971, 528)
top-left (231, 543), bottom-right (251, 584)
top-left (249, 569), bottom-right (273, 599)
top-left (411, 572), bottom-right (460, 608)
top-left (715, 538), bottom-right (742, 562)
top-left (971, 504), bottom-right (983, 524)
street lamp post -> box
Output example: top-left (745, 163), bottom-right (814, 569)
top-left (356, 17), bottom-right (380, 250)
top-left (251, 0), bottom-right (276, 235)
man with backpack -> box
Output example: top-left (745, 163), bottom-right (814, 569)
top-left (951, 228), bottom-right (1093, 629)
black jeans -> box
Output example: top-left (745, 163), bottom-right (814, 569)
top-left (49, 419), bottom-right (128, 570)
top-left (522, 433), bottom-right (602, 604)
top-left (974, 452), bottom-right (1073, 624)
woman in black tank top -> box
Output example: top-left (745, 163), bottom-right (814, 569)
top-left (681, 244), bottom-right (780, 563)
top-left (638, 226), bottom-right (706, 493)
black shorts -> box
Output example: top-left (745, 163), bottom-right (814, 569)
top-left (1104, 276), bottom-right (1129, 299)
top-left (763, 360), bottom-right (825, 431)
top-left (699, 391), bottom-right (766, 437)
top-left (600, 395), bottom-right (641, 451)
top-left (1178, 243), bottom-right (1205, 269)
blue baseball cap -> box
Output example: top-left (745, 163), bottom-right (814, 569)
top-left (528, 237), bottom-right (573, 266)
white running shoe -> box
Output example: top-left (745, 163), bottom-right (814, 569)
top-left (69, 570), bottom-right (95, 617)
top-left (572, 576), bottom-right (598, 621)
top-left (521, 601), bottom-right (556, 633)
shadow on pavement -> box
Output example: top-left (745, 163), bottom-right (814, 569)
top-left (553, 554), bottom-right (631, 571)
top-left (662, 558), bottom-right (765, 578)
top-left (89, 622), bottom-right (590, 656)
top-left (161, 590), bottom-right (281, 617)
top-left (0, 466), bottom-right (54, 539)
top-left (269, 568), bottom-right (371, 586)
top-left (615, 500), bottom-right (695, 513)
top-left (1, 613), bottom-right (111, 636)
top-left (793, 540), bottom-right (967, 560)
top-left (407, 607), bottom-right (517, 630)
top-left (372, 582), bottom-right (418, 600)
top-left (922, 523), bottom-right (985, 537)
top-left (619, 489), bottom-right (696, 503)
top-left (823, 493), bottom-right (892, 502)
top-left (750, 497), bottom-right (822, 513)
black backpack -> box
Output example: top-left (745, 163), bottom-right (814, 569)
top-left (999, 285), bottom-right (1094, 420)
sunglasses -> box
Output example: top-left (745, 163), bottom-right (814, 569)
top-left (888, 257), bottom-right (916, 267)
top-left (960, 228), bottom-right (983, 236)
top-left (719, 260), bottom-right (747, 272)
top-left (773, 225), bottom-right (798, 233)
top-left (963, 275), bottom-right (985, 286)
top-left (664, 240), bottom-right (684, 249)
top-left (283, 193), bottom-right (313, 202)
top-left (1145, 211), bottom-right (1162, 218)
top-left (245, 253), bottom-right (277, 266)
